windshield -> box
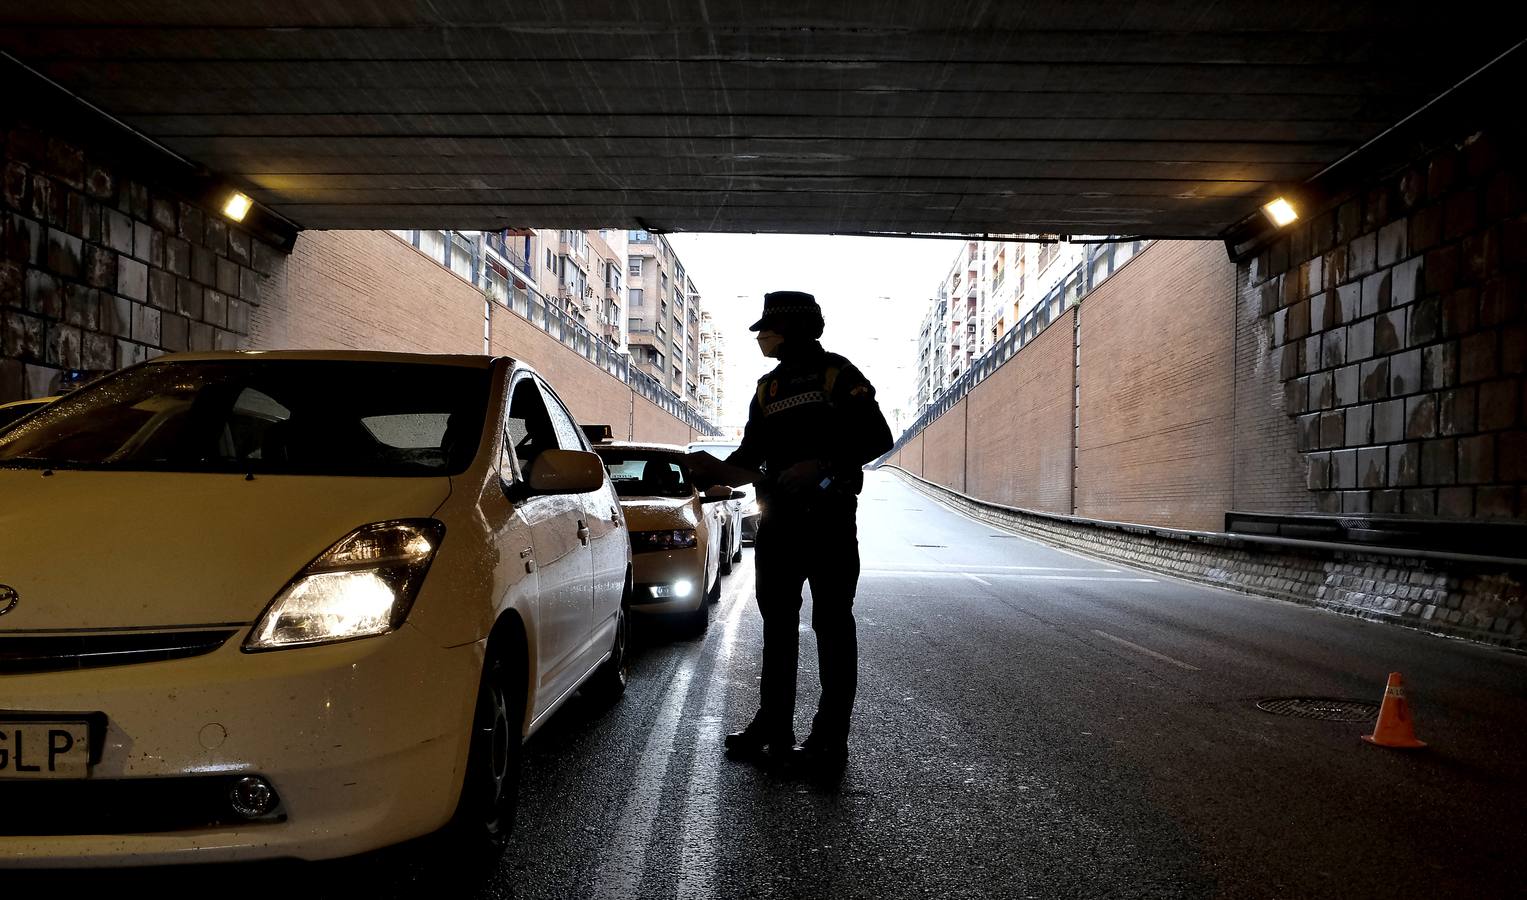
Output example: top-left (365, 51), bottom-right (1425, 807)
top-left (597, 450), bottom-right (693, 499)
top-left (0, 360), bottom-right (492, 476)
top-left (0, 401), bottom-right (49, 434)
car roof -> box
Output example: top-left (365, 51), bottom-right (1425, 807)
top-left (145, 350), bottom-right (506, 369)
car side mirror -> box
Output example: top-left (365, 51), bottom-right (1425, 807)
top-left (729, 489), bottom-right (747, 500)
top-left (518, 448), bottom-right (606, 496)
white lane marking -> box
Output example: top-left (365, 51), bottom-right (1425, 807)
top-left (963, 573), bottom-right (993, 587)
top-left (593, 655), bottom-right (698, 898)
top-left (1091, 629), bottom-right (1201, 671)
top-left (862, 571), bottom-right (1156, 582)
top-left (676, 564), bottom-right (753, 900)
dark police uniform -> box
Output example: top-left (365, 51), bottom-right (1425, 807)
top-left (727, 340), bottom-right (893, 750)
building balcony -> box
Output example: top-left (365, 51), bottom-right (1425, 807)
top-left (483, 232), bottom-right (532, 277)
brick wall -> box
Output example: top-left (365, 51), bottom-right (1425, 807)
top-left (632, 394), bottom-right (697, 446)
top-left (922, 399), bottom-right (967, 491)
top-left (2, 121), bottom-right (279, 402)
top-left (1077, 241), bottom-right (1236, 530)
top-left (1231, 261), bottom-right (1314, 513)
top-left (898, 431), bottom-right (924, 478)
top-left (250, 230), bottom-right (481, 354)
top-left (1252, 129), bottom-right (1527, 520)
top-left (966, 307), bottom-right (1075, 514)
top-left (249, 227), bottom-right (699, 445)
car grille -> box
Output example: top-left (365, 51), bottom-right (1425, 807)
top-left (0, 630), bottom-right (237, 675)
top-left (0, 776), bottom-right (284, 835)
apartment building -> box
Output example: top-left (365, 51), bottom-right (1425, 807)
top-left (626, 229), bottom-right (711, 401)
top-left (390, 225), bottom-right (723, 435)
top-left (911, 237), bottom-right (1147, 421)
top-left (697, 310), bottom-right (726, 424)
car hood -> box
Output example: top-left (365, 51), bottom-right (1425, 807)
top-left (0, 469), bottom-right (452, 630)
top-left (619, 496), bottom-right (699, 532)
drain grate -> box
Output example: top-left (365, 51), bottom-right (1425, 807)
top-left (1255, 698), bottom-right (1380, 722)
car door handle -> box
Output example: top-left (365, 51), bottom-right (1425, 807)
top-left (576, 520), bottom-right (591, 545)
top-left (520, 547), bottom-right (534, 573)
top-left (609, 506), bottom-right (620, 525)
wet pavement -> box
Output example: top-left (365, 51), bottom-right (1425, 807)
top-left (10, 470), bottom-right (1527, 898)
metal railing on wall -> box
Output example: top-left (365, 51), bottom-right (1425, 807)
top-left (889, 240), bottom-right (1150, 460)
top-left (399, 228), bottom-right (722, 437)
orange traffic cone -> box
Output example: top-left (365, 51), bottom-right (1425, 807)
top-left (1362, 672), bottom-right (1426, 748)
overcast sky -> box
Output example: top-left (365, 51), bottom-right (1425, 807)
top-left (666, 233), bottom-right (961, 429)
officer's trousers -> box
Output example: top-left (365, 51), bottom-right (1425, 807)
top-left (752, 502), bottom-right (860, 743)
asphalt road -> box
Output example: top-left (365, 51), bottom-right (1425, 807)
top-left (16, 469), bottom-right (1527, 898)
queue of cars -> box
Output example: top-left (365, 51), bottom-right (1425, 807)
top-left (687, 439), bottom-right (760, 543)
top-left (591, 441), bottom-right (746, 634)
top-left (0, 349), bottom-right (749, 866)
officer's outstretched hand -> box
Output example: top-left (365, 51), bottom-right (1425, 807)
top-left (777, 459), bottom-right (828, 494)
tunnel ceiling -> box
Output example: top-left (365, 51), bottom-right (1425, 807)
top-left (1, 2), bottom-right (1521, 238)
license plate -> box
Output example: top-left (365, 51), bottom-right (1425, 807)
top-left (0, 721), bottom-right (91, 779)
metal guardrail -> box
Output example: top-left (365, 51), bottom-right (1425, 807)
top-left (1224, 511), bottom-right (1527, 562)
top-left (894, 240), bottom-right (1150, 456)
top-left (890, 262), bottom-right (1079, 452)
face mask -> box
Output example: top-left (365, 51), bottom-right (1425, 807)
top-left (756, 330), bottom-right (784, 358)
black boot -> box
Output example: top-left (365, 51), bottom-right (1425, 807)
top-left (791, 733), bottom-right (848, 773)
top-left (724, 723), bottom-right (794, 760)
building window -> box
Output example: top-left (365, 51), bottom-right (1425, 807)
top-left (1038, 242), bottom-right (1058, 273)
top-left (628, 257), bottom-right (642, 277)
top-left (629, 287), bottom-right (643, 306)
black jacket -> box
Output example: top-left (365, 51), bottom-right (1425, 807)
top-left (727, 341), bottom-right (893, 505)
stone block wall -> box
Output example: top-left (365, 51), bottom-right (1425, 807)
top-left (1, 121), bottom-right (279, 402)
top-left (1251, 129), bottom-right (1527, 519)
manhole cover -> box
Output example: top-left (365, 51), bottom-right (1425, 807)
top-left (1255, 698), bottom-right (1380, 722)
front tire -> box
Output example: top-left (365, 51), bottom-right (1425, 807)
top-left (584, 602), bottom-right (630, 702)
top-left (719, 527), bottom-right (734, 576)
top-left (446, 650), bottom-right (523, 858)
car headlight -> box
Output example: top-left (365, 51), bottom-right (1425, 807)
top-left (244, 519), bottom-right (445, 651)
top-left (631, 529), bottom-right (698, 552)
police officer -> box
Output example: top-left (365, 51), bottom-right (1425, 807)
top-left (722, 290), bottom-right (894, 770)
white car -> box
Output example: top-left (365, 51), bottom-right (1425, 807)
top-left (596, 442), bottom-right (733, 633)
top-left (687, 440), bottom-right (756, 546)
top-left (0, 350), bottom-right (630, 866)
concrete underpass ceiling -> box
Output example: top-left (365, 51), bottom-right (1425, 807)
top-left (1, 2), bottom-right (1523, 238)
